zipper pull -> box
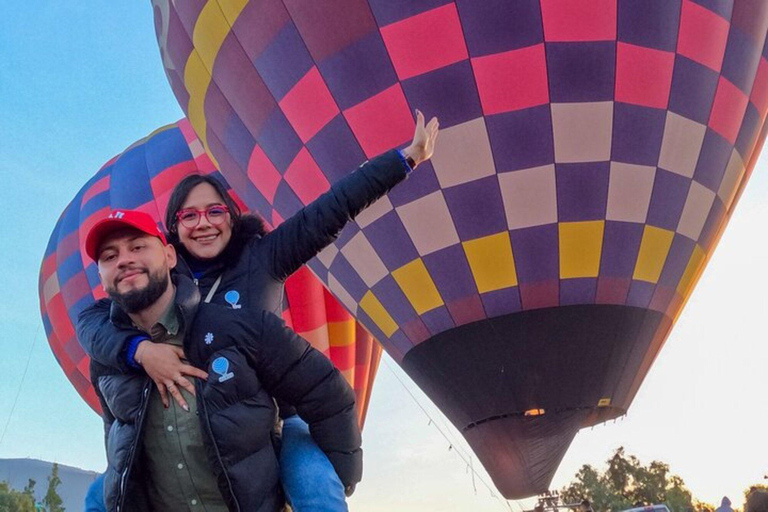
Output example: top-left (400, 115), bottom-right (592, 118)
top-left (193, 278), bottom-right (199, 285)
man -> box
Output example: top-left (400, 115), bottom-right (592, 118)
top-left (86, 210), bottom-right (362, 511)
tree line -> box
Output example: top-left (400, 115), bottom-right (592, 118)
top-left (0, 462), bottom-right (64, 512)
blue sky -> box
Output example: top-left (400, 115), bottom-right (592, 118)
top-left (2, 3), bottom-right (768, 511)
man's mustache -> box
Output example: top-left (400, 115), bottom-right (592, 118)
top-left (114, 266), bottom-right (149, 287)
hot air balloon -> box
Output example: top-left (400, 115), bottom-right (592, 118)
top-left (151, 0), bottom-right (768, 498)
top-left (38, 119), bottom-right (381, 427)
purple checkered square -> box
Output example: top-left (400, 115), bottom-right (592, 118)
top-left (626, 280), bottom-right (656, 308)
top-left (420, 306), bottom-right (456, 335)
top-left (618, 0), bottom-right (681, 51)
top-left (455, 0), bottom-right (543, 56)
top-left (646, 169), bottom-right (691, 230)
top-left (486, 105), bottom-right (554, 171)
top-left (306, 115), bottom-right (366, 183)
top-left (735, 102), bottom-right (761, 159)
top-left (480, 287), bottom-right (522, 317)
top-left (223, 115), bottom-right (257, 171)
top-left (401, 61), bottom-right (483, 129)
top-left (318, 31), bottom-right (398, 111)
top-left (443, 176), bottom-right (507, 239)
top-left (657, 234), bottom-right (696, 287)
top-left (721, 26), bottom-right (764, 94)
top-left (256, 109), bottom-right (303, 172)
top-left (422, 245), bottom-right (477, 302)
top-left (254, 23), bottom-right (314, 101)
top-left (556, 162), bottom-right (610, 222)
top-left (668, 55), bottom-right (720, 124)
top-left (600, 221), bottom-right (644, 277)
top-left (698, 196), bottom-right (726, 250)
top-left (611, 103), bottom-right (666, 165)
top-left (560, 278), bottom-right (598, 306)
top-left (546, 42), bottom-right (616, 102)
top-left (509, 224), bottom-right (559, 284)
top-left (693, 129), bottom-right (732, 191)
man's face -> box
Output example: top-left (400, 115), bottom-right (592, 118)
top-left (97, 228), bottom-right (176, 313)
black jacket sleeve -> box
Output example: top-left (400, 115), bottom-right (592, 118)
top-left (260, 149), bottom-right (408, 280)
top-left (89, 360), bottom-right (116, 452)
top-left (244, 311), bottom-right (362, 487)
top-left (77, 299), bottom-right (145, 372)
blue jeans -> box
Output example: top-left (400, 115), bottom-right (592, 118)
top-left (85, 473), bottom-right (107, 512)
top-left (280, 415), bottom-right (348, 512)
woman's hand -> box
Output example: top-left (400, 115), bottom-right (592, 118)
top-left (402, 110), bottom-right (439, 169)
top-left (134, 341), bottom-right (209, 410)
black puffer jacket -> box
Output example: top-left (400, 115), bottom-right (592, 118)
top-left (78, 149), bottom-right (409, 371)
top-left (91, 276), bottom-right (361, 512)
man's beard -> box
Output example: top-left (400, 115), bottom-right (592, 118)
top-left (107, 268), bottom-right (170, 314)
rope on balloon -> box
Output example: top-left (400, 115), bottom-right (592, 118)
top-left (0, 324), bottom-right (40, 448)
top-left (382, 357), bottom-right (521, 512)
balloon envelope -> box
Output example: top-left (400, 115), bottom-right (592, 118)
top-left (153, 0), bottom-right (768, 497)
top-left (38, 119), bottom-right (381, 427)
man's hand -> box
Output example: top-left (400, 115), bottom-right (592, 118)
top-left (402, 109), bottom-right (439, 169)
top-left (134, 341), bottom-right (208, 410)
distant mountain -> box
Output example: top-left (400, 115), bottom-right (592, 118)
top-left (0, 458), bottom-right (100, 510)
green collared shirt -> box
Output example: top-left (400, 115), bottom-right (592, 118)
top-left (140, 294), bottom-right (228, 511)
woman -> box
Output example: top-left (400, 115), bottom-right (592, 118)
top-left (78, 112), bottom-right (438, 511)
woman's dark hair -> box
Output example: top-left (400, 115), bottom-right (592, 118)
top-left (165, 174), bottom-right (243, 235)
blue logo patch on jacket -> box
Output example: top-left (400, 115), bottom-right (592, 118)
top-left (225, 290), bottom-right (242, 309)
top-left (212, 357), bottom-right (234, 383)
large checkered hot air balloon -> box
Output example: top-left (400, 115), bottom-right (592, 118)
top-left (38, 119), bottom-right (381, 427)
top-left (152, 0), bottom-right (768, 498)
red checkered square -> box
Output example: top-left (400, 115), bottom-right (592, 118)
top-left (540, 0), bottom-right (616, 42)
top-left (279, 66), bottom-right (339, 143)
top-left (343, 84), bottom-right (414, 158)
top-left (750, 57), bottom-right (768, 116)
top-left (677, 0), bottom-right (729, 72)
top-left (284, 148), bottom-right (330, 205)
top-left (709, 76), bottom-right (750, 144)
top-left (330, 345), bottom-right (355, 371)
top-left (380, 3), bottom-right (468, 80)
top-left (615, 42), bottom-right (675, 109)
top-left (472, 44), bottom-right (549, 115)
top-left (247, 144), bottom-right (282, 203)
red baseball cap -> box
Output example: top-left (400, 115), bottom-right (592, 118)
top-left (85, 210), bottom-right (167, 262)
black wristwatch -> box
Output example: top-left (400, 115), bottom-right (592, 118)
top-left (405, 154), bottom-right (416, 169)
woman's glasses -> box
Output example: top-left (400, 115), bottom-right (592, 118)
top-left (175, 205), bottom-right (230, 228)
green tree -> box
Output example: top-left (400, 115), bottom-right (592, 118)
top-left (0, 481), bottom-right (36, 512)
top-left (561, 447), bottom-right (695, 512)
top-left (42, 463), bottom-right (64, 512)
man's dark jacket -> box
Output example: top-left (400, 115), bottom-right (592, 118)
top-left (79, 149), bottom-right (409, 372)
top-left (91, 276), bottom-right (362, 512)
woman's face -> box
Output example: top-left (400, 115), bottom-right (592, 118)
top-left (176, 182), bottom-right (233, 260)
